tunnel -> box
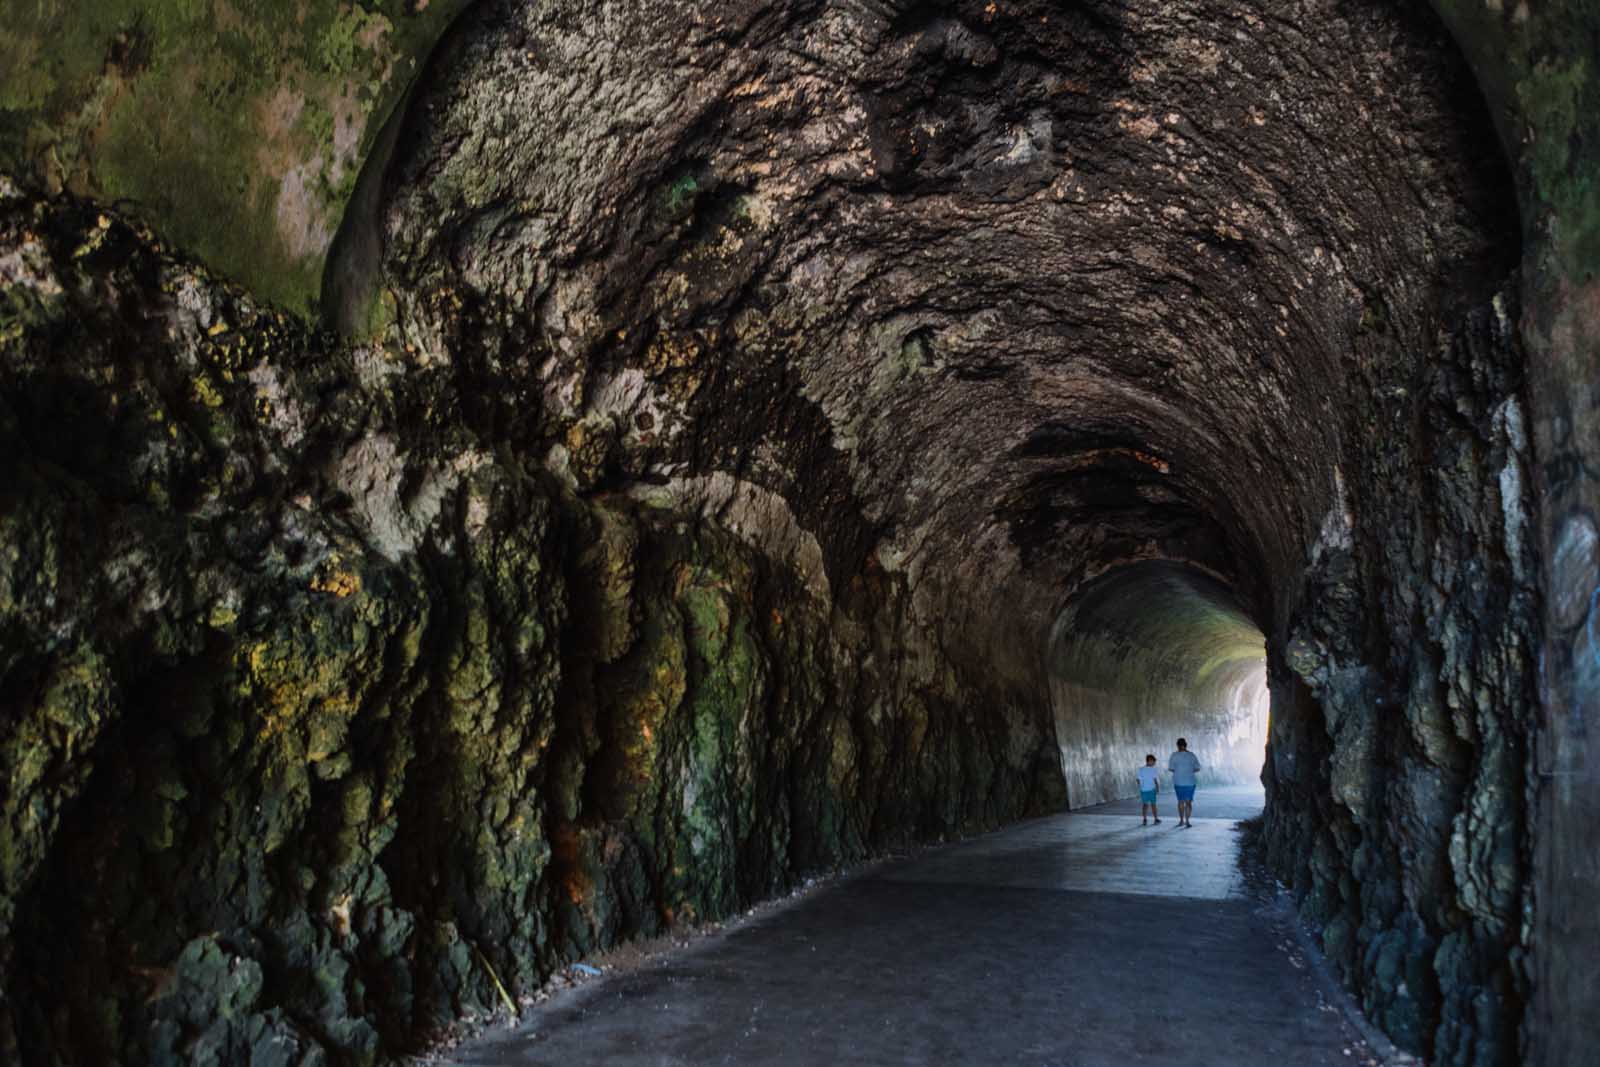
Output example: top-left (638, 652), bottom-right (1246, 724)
top-left (1049, 562), bottom-right (1269, 807)
top-left (1, 0), bottom-right (1597, 1064)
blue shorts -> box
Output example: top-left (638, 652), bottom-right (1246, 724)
top-left (1175, 785), bottom-right (1196, 802)
top-left (1139, 789), bottom-right (1157, 804)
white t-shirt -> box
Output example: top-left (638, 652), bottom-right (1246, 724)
top-left (1135, 766), bottom-right (1161, 792)
top-left (1169, 750), bottom-right (1201, 786)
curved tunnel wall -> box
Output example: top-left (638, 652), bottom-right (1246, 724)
top-left (0, 0), bottom-right (1573, 1064)
top-left (1049, 563), bottom-right (1267, 807)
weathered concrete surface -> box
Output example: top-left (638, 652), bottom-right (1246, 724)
top-left (438, 788), bottom-right (1373, 1067)
top-left (1085, 786), bottom-right (1268, 824)
top-left (1050, 564), bottom-right (1268, 807)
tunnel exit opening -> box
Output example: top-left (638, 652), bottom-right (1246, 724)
top-left (1047, 561), bottom-right (1270, 810)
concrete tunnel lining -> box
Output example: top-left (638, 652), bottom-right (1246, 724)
top-left (1049, 561), bottom-right (1270, 808)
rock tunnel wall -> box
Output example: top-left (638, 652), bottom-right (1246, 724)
top-left (0, 0), bottom-right (1574, 1063)
top-left (1430, 4), bottom-right (1600, 1060)
top-left (1262, 289), bottom-right (1539, 1063)
top-left (0, 191), bottom-right (1062, 1062)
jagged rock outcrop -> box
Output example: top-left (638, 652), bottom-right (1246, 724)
top-left (1264, 289), bottom-right (1537, 1061)
top-left (0, 188), bottom-right (1060, 1063)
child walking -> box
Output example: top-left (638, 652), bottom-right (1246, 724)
top-left (1136, 754), bottom-right (1162, 825)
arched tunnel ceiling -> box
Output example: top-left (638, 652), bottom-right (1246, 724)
top-left (0, 1), bottom-right (1562, 1062)
top-left (368, 0), bottom-right (1517, 644)
top-left (1052, 562), bottom-right (1264, 682)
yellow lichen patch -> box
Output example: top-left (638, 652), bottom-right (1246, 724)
top-left (192, 375), bottom-right (226, 408)
top-left (564, 420), bottom-right (587, 453)
top-left (70, 222), bottom-right (110, 259)
top-left (207, 600), bottom-right (239, 630)
top-left (643, 331), bottom-right (704, 375)
top-left (255, 703), bottom-right (294, 744)
top-left (311, 563), bottom-right (361, 598)
top-left (242, 628), bottom-right (366, 755)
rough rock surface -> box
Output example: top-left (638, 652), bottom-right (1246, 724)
top-left (0, 0), bottom-right (1576, 1064)
top-left (0, 0), bottom-right (474, 316)
top-left (363, 6), bottom-right (1529, 1056)
top-left (0, 189), bottom-right (1060, 1063)
top-left (1429, 4), bottom-right (1600, 1061)
top-left (1263, 289), bottom-right (1538, 1063)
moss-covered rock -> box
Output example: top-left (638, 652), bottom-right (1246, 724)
top-left (0, 0), bottom-right (474, 318)
top-left (0, 187), bottom-right (1064, 1063)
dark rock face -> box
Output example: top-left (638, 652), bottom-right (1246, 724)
top-left (0, 0), bottom-right (1569, 1063)
top-left (1429, 4), bottom-right (1600, 1061)
top-left (1263, 291), bottom-right (1538, 1062)
top-left (0, 191), bottom-right (1060, 1062)
top-left (363, 6), bottom-right (1527, 1053)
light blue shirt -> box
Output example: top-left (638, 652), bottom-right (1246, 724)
top-left (1168, 750), bottom-right (1201, 787)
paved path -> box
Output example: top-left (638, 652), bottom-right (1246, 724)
top-left (436, 786), bottom-right (1377, 1066)
top-left (1079, 783), bottom-right (1271, 822)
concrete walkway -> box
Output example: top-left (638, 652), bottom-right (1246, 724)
top-left (435, 786), bottom-right (1379, 1066)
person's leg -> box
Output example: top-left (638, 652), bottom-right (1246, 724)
top-left (1175, 785), bottom-right (1194, 825)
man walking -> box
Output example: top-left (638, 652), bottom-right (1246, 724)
top-left (1168, 738), bottom-right (1201, 827)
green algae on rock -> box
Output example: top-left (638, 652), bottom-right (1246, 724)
top-left (0, 0), bottom-right (474, 318)
top-left (0, 188), bottom-right (1063, 1062)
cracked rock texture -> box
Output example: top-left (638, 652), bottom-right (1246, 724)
top-left (0, 191), bottom-right (1060, 1063)
top-left (3, 0), bottom-right (1593, 1063)
top-left (1263, 290), bottom-right (1537, 1063)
